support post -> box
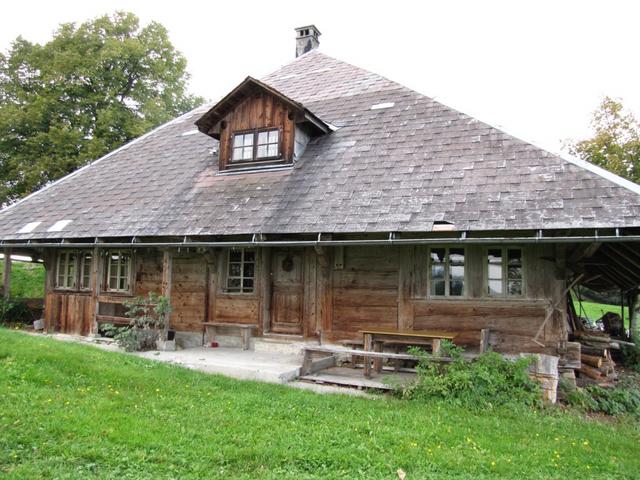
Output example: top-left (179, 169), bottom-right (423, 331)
top-left (629, 289), bottom-right (639, 342)
top-left (161, 249), bottom-right (173, 338)
top-left (3, 248), bottom-right (12, 301)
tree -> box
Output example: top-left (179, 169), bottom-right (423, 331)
top-left (0, 11), bottom-right (204, 205)
top-left (566, 97), bottom-right (640, 185)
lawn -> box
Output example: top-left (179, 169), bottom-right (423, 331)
top-left (0, 260), bottom-right (45, 298)
top-left (573, 299), bottom-right (630, 326)
top-left (0, 329), bottom-right (638, 479)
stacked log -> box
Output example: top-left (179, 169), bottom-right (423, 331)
top-left (571, 331), bottom-right (622, 383)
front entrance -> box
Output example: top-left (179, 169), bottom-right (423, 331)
top-left (269, 249), bottom-right (304, 335)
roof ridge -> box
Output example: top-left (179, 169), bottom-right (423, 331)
top-left (0, 104), bottom-right (211, 215)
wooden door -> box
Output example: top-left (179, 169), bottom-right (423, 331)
top-left (270, 249), bottom-right (304, 335)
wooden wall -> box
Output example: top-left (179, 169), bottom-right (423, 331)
top-left (42, 242), bottom-right (568, 355)
top-left (217, 92), bottom-right (296, 170)
top-left (329, 246), bottom-right (399, 340)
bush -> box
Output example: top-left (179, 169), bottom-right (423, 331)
top-left (104, 292), bottom-right (171, 352)
top-left (565, 376), bottom-right (640, 417)
top-left (621, 341), bottom-right (640, 372)
top-left (397, 341), bottom-right (541, 408)
top-left (0, 298), bottom-right (36, 325)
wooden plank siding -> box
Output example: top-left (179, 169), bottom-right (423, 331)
top-left (217, 92), bottom-right (296, 170)
top-left (40, 243), bottom-right (568, 355)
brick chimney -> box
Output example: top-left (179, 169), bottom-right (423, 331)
top-left (294, 25), bottom-right (321, 58)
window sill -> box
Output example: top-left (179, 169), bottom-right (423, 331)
top-left (219, 161), bottom-right (292, 176)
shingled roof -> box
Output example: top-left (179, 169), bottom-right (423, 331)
top-left (1, 49), bottom-right (639, 241)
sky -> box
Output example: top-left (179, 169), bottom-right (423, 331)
top-left (1, 0), bottom-right (639, 155)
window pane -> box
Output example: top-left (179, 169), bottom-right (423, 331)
top-left (430, 248), bottom-right (445, 264)
top-left (267, 144), bottom-right (278, 157)
top-left (450, 265), bottom-right (464, 296)
top-left (242, 147), bottom-right (253, 160)
top-left (243, 134), bottom-right (253, 146)
top-left (508, 280), bottom-right (522, 296)
top-left (489, 279), bottom-right (503, 296)
top-left (109, 276), bottom-right (118, 290)
top-left (244, 263), bottom-right (254, 279)
top-left (227, 278), bottom-right (241, 290)
top-left (488, 263), bottom-right (502, 280)
top-left (431, 279), bottom-right (445, 296)
top-left (431, 264), bottom-right (444, 280)
top-left (257, 145), bottom-right (268, 158)
top-left (258, 131), bottom-right (268, 144)
top-left (508, 249), bottom-right (522, 266)
top-left (243, 279), bottom-right (254, 291)
top-left (449, 248), bottom-right (464, 265)
top-left (268, 130), bottom-right (279, 143)
top-left (229, 251), bottom-right (242, 262)
top-left (232, 147), bottom-right (244, 161)
top-left (233, 135), bottom-right (243, 147)
top-left (229, 263), bottom-right (241, 277)
top-left (244, 251), bottom-right (255, 262)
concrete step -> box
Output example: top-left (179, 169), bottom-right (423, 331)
top-left (253, 336), bottom-right (319, 356)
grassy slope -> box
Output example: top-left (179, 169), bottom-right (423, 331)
top-left (0, 261), bottom-right (44, 298)
top-left (573, 299), bottom-right (631, 329)
top-left (1, 330), bottom-right (638, 479)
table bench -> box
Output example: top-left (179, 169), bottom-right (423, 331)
top-left (360, 329), bottom-right (456, 375)
top-left (301, 345), bottom-right (451, 378)
top-left (202, 322), bottom-right (258, 350)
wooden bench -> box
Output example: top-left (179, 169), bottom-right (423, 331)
top-left (301, 345), bottom-right (451, 379)
top-left (202, 322), bottom-right (258, 350)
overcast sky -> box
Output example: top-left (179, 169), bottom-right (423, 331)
top-left (1, 0), bottom-right (638, 154)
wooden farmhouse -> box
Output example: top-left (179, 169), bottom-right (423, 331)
top-left (1, 26), bottom-right (640, 362)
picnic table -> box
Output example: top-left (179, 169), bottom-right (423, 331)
top-left (360, 329), bottom-right (456, 377)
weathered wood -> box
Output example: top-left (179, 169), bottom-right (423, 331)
top-left (398, 245), bottom-right (414, 331)
top-left (480, 328), bottom-right (490, 354)
top-left (203, 322), bottom-right (258, 350)
top-left (217, 91), bottom-right (296, 170)
top-left (578, 363), bottom-right (602, 380)
top-left (581, 354), bottom-right (603, 369)
top-left (270, 249), bottom-right (304, 335)
top-left (2, 248), bottom-right (11, 300)
top-left (90, 246), bottom-right (99, 334)
top-left (161, 250), bottom-right (173, 333)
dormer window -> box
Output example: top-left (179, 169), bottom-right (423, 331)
top-left (231, 128), bottom-right (281, 163)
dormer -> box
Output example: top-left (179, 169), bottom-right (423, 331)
top-left (195, 77), bottom-right (330, 172)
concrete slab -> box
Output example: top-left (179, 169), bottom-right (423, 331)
top-left (137, 347), bottom-right (302, 384)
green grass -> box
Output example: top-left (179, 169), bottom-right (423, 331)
top-left (0, 260), bottom-right (44, 298)
top-left (573, 299), bottom-right (630, 326)
top-left (1, 330), bottom-right (639, 479)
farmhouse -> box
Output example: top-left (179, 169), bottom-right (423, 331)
top-left (1, 26), bottom-right (639, 365)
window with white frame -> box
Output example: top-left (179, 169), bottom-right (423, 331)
top-left (226, 249), bottom-right (255, 293)
top-left (231, 128), bottom-right (280, 163)
top-left (487, 247), bottom-right (523, 297)
top-left (56, 252), bottom-right (78, 289)
top-left (106, 250), bottom-right (132, 292)
top-left (429, 247), bottom-right (465, 297)
top-left (79, 252), bottom-right (92, 290)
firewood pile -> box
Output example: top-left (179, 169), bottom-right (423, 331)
top-left (571, 331), bottom-right (634, 384)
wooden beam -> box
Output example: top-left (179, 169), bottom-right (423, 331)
top-left (599, 248), bottom-right (640, 282)
top-left (568, 242), bottom-right (601, 264)
top-left (397, 246), bottom-right (414, 331)
top-left (630, 289), bottom-right (639, 342)
top-left (90, 246), bottom-right (100, 335)
top-left (161, 249), bottom-right (173, 334)
top-left (3, 248), bottom-right (11, 301)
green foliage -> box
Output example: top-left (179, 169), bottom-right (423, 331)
top-left (565, 96), bottom-right (640, 184)
top-left (621, 341), bottom-right (640, 372)
top-left (2, 329), bottom-right (640, 478)
top-left (0, 260), bottom-right (45, 298)
top-left (399, 345), bottom-right (541, 408)
top-left (565, 376), bottom-right (640, 418)
top-left (0, 11), bottom-right (204, 205)
top-left (0, 298), bottom-right (35, 324)
top-left (107, 292), bottom-right (171, 351)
